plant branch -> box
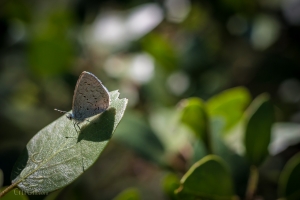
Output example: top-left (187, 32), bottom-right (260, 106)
top-left (0, 182), bottom-right (19, 198)
top-left (245, 165), bottom-right (259, 200)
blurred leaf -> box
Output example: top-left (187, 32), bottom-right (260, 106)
top-left (179, 98), bottom-right (211, 153)
top-left (0, 187), bottom-right (28, 200)
top-left (244, 94), bottom-right (274, 166)
top-left (278, 153), bottom-right (300, 200)
top-left (114, 111), bottom-right (165, 165)
top-left (270, 123), bottom-right (300, 155)
top-left (146, 67), bottom-right (179, 106)
top-left (190, 139), bottom-right (208, 165)
top-left (28, 9), bottom-right (74, 76)
top-left (175, 155), bottom-right (235, 200)
top-left (141, 33), bottom-right (178, 72)
top-left (113, 188), bottom-right (141, 200)
top-left (222, 122), bottom-right (245, 157)
top-left (163, 173), bottom-right (180, 200)
top-left (11, 91), bottom-right (127, 194)
top-left (149, 108), bottom-right (192, 154)
top-left (210, 118), bottom-right (250, 197)
top-left (206, 87), bottom-right (251, 133)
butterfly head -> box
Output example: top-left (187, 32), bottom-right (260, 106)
top-left (54, 109), bottom-right (73, 120)
top-left (66, 113), bottom-right (74, 120)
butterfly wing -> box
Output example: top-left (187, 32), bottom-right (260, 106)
top-left (72, 71), bottom-right (110, 121)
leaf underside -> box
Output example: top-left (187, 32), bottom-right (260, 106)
top-left (11, 90), bottom-right (128, 194)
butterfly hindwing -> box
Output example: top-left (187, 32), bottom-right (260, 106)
top-left (72, 71), bottom-right (110, 122)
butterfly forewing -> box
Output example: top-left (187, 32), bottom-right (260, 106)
top-left (72, 71), bottom-right (110, 121)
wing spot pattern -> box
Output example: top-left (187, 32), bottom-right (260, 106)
top-left (71, 71), bottom-right (110, 122)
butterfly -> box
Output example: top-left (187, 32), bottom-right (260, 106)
top-left (55, 71), bottom-right (110, 131)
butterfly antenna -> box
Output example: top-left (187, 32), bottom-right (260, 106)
top-left (54, 109), bottom-right (67, 114)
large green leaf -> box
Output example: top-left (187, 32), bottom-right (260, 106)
top-left (278, 153), bottom-right (300, 200)
top-left (179, 98), bottom-right (211, 153)
top-left (175, 155), bottom-right (235, 200)
top-left (244, 94), bottom-right (274, 166)
top-left (206, 87), bottom-right (251, 133)
top-left (11, 90), bottom-right (127, 194)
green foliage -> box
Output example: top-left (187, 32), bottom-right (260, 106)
top-left (0, 187), bottom-right (28, 200)
top-left (278, 153), bottom-right (300, 200)
top-left (179, 98), bottom-right (207, 139)
top-left (141, 33), bottom-right (178, 72)
top-left (113, 188), bottom-right (141, 200)
top-left (163, 173), bottom-right (180, 200)
top-left (28, 9), bottom-right (75, 77)
top-left (149, 108), bottom-right (192, 155)
top-left (175, 155), bottom-right (235, 200)
top-left (114, 111), bottom-right (165, 164)
top-left (179, 98), bottom-right (211, 153)
top-left (206, 87), bottom-right (251, 133)
top-left (171, 89), bottom-right (276, 199)
top-left (10, 91), bottom-right (127, 194)
top-left (244, 94), bottom-right (274, 166)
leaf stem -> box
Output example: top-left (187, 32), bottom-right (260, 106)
top-left (245, 165), bottom-right (259, 200)
top-left (0, 181), bottom-right (19, 198)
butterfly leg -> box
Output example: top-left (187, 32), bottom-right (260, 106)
top-left (70, 122), bottom-right (85, 171)
top-left (65, 122), bottom-right (80, 138)
top-left (74, 122), bottom-right (85, 172)
top-left (76, 122), bottom-right (81, 132)
top-left (71, 121), bottom-right (81, 133)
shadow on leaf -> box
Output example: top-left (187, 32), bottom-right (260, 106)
top-left (78, 107), bottom-right (116, 143)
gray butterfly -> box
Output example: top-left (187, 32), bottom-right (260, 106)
top-left (55, 71), bottom-right (110, 130)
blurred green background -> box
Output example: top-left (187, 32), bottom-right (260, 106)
top-left (1, 0), bottom-right (300, 199)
